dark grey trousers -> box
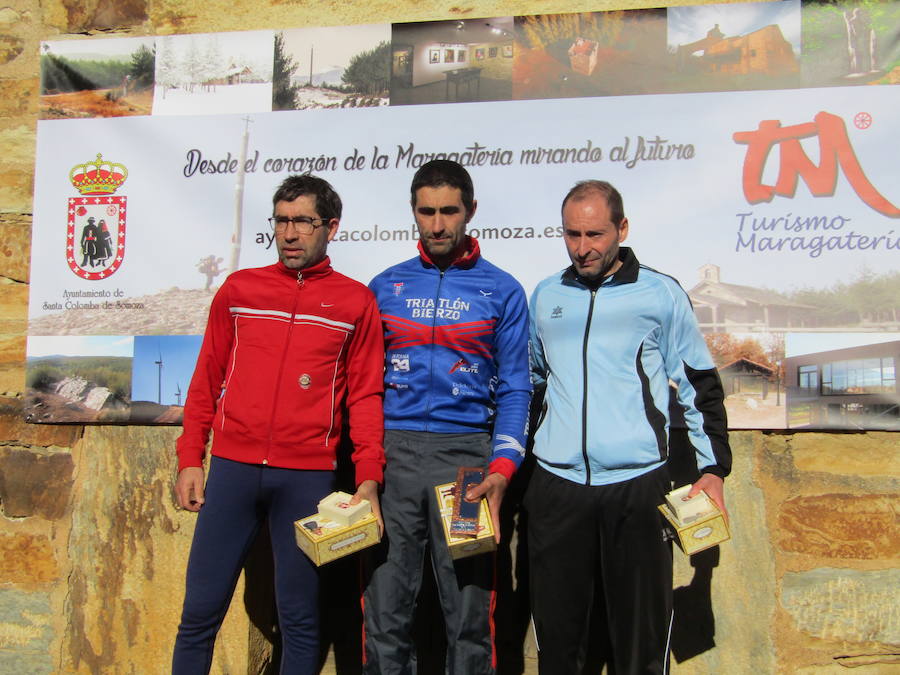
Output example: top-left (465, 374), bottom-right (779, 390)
top-left (363, 429), bottom-right (495, 675)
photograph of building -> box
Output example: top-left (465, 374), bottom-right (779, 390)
top-left (689, 264), bottom-right (818, 333)
top-left (675, 22), bottom-right (798, 76)
top-left (667, 0), bottom-right (801, 91)
top-left (785, 338), bottom-right (899, 429)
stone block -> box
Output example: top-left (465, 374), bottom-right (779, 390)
top-left (782, 568), bottom-right (900, 646)
top-left (0, 278), bottom-right (27, 334)
top-left (0, 337), bottom-right (26, 395)
top-left (0, 212), bottom-right (31, 280)
top-left (671, 431), bottom-right (777, 673)
top-left (791, 432), bottom-right (900, 478)
top-left (0, 123), bottom-right (36, 214)
top-left (0, 588), bottom-right (54, 675)
top-left (49, 0), bottom-right (148, 32)
top-left (60, 426), bottom-right (249, 673)
top-left (0, 532), bottom-right (58, 585)
top-left (0, 34), bottom-right (24, 66)
top-left (778, 494), bottom-right (899, 560)
top-left (0, 447), bottom-right (74, 519)
top-left (0, 170), bottom-right (34, 215)
top-left (0, 77), bottom-right (39, 117)
top-left (0, 396), bottom-right (83, 447)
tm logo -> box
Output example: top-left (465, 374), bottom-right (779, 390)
top-left (733, 111), bottom-right (899, 218)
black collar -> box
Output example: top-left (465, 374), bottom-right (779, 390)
top-left (561, 247), bottom-right (639, 290)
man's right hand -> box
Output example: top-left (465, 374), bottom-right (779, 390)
top-left (175, 466), bottom-right (206, 512)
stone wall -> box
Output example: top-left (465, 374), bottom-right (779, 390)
top-left (1, 1), bottom-right (897, 673)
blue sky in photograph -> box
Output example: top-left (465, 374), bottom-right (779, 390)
top-left (131, 335), bottom-right (203, 405)
top-left (27, 335), bottom-right (134, 358)
top-left (786, 333), bottom-right (898, 358)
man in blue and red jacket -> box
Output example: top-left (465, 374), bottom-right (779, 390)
top-left (364, 160), bottom-right (531, 674)
top-left (172, 174), bottom-right (385, 674)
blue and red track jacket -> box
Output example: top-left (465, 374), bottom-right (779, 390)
top-left (368, 237), bottom-right (532, 482)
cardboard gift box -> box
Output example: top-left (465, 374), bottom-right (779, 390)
top-left (658, 486), bottom-right (730, 555)
top-left (318, 491), bottom-right (370, 527)
top-left (294, 494), bottom-right (380, 566)
top-left (434, 482), bottom-right (496, 560)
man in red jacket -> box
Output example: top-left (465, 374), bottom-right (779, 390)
top-left (172, 174), bottom-right (385, 674)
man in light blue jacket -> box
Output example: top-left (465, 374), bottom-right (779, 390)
top-left (527, 180), bottom-right (731, 675)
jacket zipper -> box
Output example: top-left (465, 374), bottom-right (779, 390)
top-left (264, 270), bottom-right (303, 464)
top-left (424, 269), bottom-right (445, 430)
top-left (581, 288), bottom-right (597, 485)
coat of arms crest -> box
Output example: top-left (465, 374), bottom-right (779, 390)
top-left (67, 153), bottom-right (127, 280)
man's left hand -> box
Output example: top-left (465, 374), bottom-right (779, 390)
top-left (351, 479), bottom-right (383, 537)
top-left (466, 473), bottom-right (508, 544)
top-left (688, 473), bottom-right (728, 523)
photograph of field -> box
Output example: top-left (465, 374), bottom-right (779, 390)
top-left (24, 336), bottom-right (134, 423)
top-left (40, 37), bottom-right (155, 119)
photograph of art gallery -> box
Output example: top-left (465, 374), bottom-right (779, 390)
top-left (666, 0), bottom-right (801, 92)
top-left (390, 17), bottom-right (514, 105)
top-left (512, 9), bottom-right (669, 100)
top-left (785, 335), bottom-right (899, 429)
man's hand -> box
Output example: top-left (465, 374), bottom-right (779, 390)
top-left (465, 473), bottom-right (508, 544)
top-left (351, 479), bottom-right (383, 537)
top-left (688, 473), bottom-right (728, 523)
top-left (175, 466), bottom-right (206, 512)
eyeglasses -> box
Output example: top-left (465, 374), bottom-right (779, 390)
top-left (268, 216), bottom-right (329, 234)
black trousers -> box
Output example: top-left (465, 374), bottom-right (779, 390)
top-left (525, 464), bottom-right (673, 675)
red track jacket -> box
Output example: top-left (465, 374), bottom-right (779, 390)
top-left (176, 257), bottom-right (385, 486)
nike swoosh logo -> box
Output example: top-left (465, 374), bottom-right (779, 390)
top-left (321, 302), bottom-right (334, 307)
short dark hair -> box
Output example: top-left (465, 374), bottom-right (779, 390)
top-left (561, 180), bottom-right (625, 228)
top-left (272, 174), bottom-right (342, 221)
top-left (410, 160), bottom-right (475, 216)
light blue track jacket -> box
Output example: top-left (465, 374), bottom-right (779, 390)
top-left (369, 237), bottom-right (532, 480)
top-left (529, 247), bottom-right (731, 486)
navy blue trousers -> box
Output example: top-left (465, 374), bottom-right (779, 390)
top-left (172, 456), bottom-right (333, 674)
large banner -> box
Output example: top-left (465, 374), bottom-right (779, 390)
top-left (27, 1), bottom-right (900, 430)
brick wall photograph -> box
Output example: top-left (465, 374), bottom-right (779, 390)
top-left (1, 0), bottom-right (898, 673)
